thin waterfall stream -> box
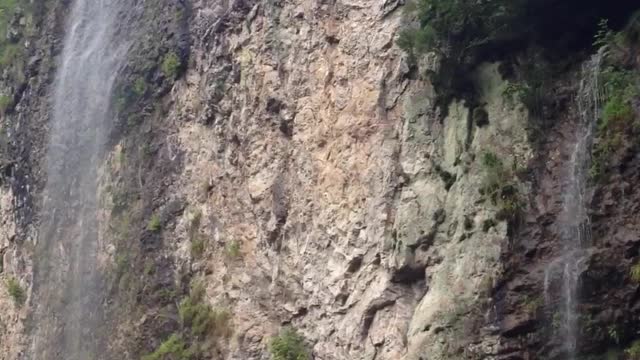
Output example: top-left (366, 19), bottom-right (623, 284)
top-left (29, 0), bottom-right (130, 358)
top-left (544, 52), bottom-right (603, 359)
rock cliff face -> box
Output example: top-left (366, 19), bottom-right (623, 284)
top-left (0, 0), bottom-right (639, 360)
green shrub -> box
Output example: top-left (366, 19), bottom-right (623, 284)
top-left (630, 263), bottom-right (640, 282)
top-left (269, 327), bottom-right (310, 360)
top-left (188, 210), bottom-right (205, 258)
top-left (144, 259), bottom-right (155, 276)
top-left (179, 282), bottom-right (231, 338)
top-left (396, 0), bottom-right (526, 114)
top-left (0, 0), bottom-right (18, 40)
top-left (225, 240), bottom-right (241, 259)
top-left (608, 325), bottom-right (621, 345)
top-left (522, 296), bottom-right (542, 315)
top-left (132, 77), bottom-right (148, 97)
top-left (0, 94), bottom-right (11, 113)
top-left (593, 19), bottom-right (615, 49)
top-left (162, 52), bottom-right (181, 80)
top-left (481, 151), bottom-right (501, 169)
top-left (480, 151), bottom-right (507, 194)
top-left (623, 10), bottom-right (640, 45)
top-left (179, 296), bottom-right (213, 336)
top-left (479, 152), bottom-right (524, 223)
top-left (142, 334), bottom-right (193, 360)
top-left (148, 213), bottom-right (161, 232)
top-left (6, 277), bottom-right (25, 306)
top-left (626, 340), bottom-right (640, 359)
top-left (0, 43), bottom-right (21, 67)
top-left (602, 94), bottom-right (634, 126)
top-left (590, 64), bottom-right (639, 182)
top-left (398, 0), bottom-right (519, 58)
top-left (191, 237), bottom-right (205, 258)
top-left (502, 82), bottom-right (530, 108)
top-left (597, 11), bottom-right (640, 57)
top-left (190, 209), bottom-right (202, 231)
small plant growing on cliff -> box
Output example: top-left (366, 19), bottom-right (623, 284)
top-left (590, 65), bottom-right (639, 182)
top-left (502, 82), bottom-right (532, 109)
top-left (626, 340), bottom-right (640, 359)
top-left (142, 334), bottom-right (193, 360)
top-left (269, 327), bottom-right (310, 360)
top-left (189, 209), bottom-right (205, 258)
top-left (608, 325), bottom-right (621, 345)
top-left (190, 237), bottom-right (205, 258)
top-left (630, 263), bottom-right (640, 282)
top-left (147, 213), bottom-right (161, 232)
top-left (225, 240), bottom-right (241, 259)
top-left (162, 51), bottom-right (181, 80)
top-left (479, 151), bottom-right (524, 223)
top-left (522, 296), bottom-right (543, 315)
top-left (179, 281), bottom-right (232, 339)
top-left (593, 19), bottom-right (615, 49)
top-left (0, 95), bottom-right (11, 114)
top-left (6, 277), bottom-right (25, 306)
top-left (132, 77), bottom-right (148, 97)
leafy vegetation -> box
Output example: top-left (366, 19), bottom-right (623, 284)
top-left (113, 76), bottom-right (150, 114)
top-left (630, 263), bottom-right (640, 282)
top-left (225, 240), bottom-right (241, 259)
top-left (590, 19), bottom-right (640, 182)
top-left (269, 327), bottom-right (310, 360)
top-left (0, 0), bottom-right (18, 44)
top-left (142, 334), bottom-right (193, 360)
top-left (0, 0), bottom-right (30, 89)
top-left (608, 325), bottom-right (621, 345)
top-left (6, 277), bottom-right (25, 306)
top-left (188, 209), bottom-right (205, 258)
top-left (396, 0), bottom-right (530, 111)
top-left (191, 238), bottom-right (205, 258)
top-left (522, 296), bottom-right (543, 315)
top-left (0, 43), bottom-right (20, 67)
top-left (162, 52), bottom-right (181, 80)
top-left (397, 0), bottom-right (520, 61)
top-left (479, 151), bottom-right (524, 223)
top-left (148, 213), bottom-right (161, 232)
top-left (132, 77), bottom-right (148, 97)
top-left (627, 340), bottom-right (640, 359)
top-left (144, 281), bottom-right (232, 359)
top-left (600, 67), bottom-right (637, 127)
top-left (179, 296), bottom-right (230, 338)
top-left (0, 94), bottom-right (11, 114)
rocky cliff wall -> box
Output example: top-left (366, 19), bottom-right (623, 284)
top-left (0, 1), bottom-right (638, 360)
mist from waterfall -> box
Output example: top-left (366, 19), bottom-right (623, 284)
top-left (543, 52), bottom-right (603, 359)
top-left (29, 0), bottom-right (130, 358)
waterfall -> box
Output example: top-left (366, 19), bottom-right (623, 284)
top-left (29, 0), bottom-right (130, 358)
top-left (543, 51), bottom-right (603, 359)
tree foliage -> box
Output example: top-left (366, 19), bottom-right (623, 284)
top-left (269, 327), bottom-right (310, 360)
top-left (397, 0), bottom-right (528, 113)
top-left (399, 0), bottom-right (521, 62)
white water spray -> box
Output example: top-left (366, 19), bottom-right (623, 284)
top-left (30, 1), bottom-right (130, 358)
top-left (543, 51), bottom-right (603, 359)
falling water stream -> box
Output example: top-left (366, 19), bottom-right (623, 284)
top-left (29, 0), bottom-right (130, 358)
top-left (544, 52), bottom-right (603, 359)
